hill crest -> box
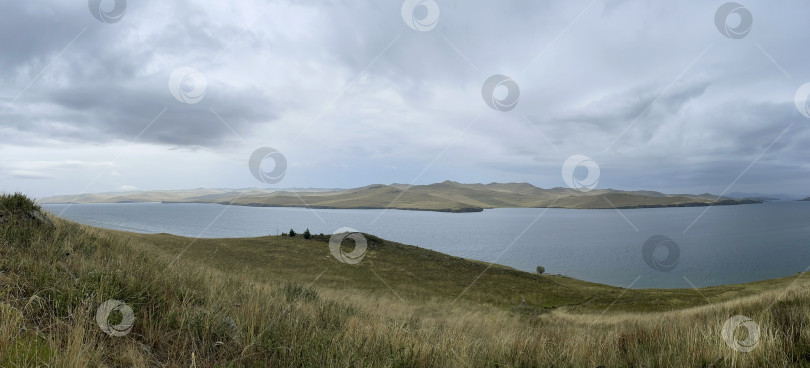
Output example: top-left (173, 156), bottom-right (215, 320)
top-left (41, 182), bottom-right (761, 212)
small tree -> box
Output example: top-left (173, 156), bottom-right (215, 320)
top-left (536, 266), bottom-right (545, 274)
top-left (303, 228), bottom-right (311, 239)
top-left (289, 229), bottom-right (296, 237)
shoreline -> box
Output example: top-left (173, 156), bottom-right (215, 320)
top-left (36, 206), bottom-right (801, 292)
top-left (40, 199), bottom-right (764, 213)
top-left (155, 198), bottom-right (763, 213)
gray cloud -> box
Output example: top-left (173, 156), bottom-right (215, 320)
top-left (0, 0), bottom-right (809, 197)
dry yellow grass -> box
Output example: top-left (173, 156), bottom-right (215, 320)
top-left (1, 193), bottom-right (808, 367)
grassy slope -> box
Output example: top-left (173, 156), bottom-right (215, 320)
top-left (126, 231), bottom-right (791, 314)
top-left (214, 183), bottom-right (760, 211)
top-left (41, 181), bottom-right (761, 212)
top-left (2, 193), bottom-right (810, 367)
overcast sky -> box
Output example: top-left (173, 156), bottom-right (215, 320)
top-left (1, 0), bottom-right (809, 198)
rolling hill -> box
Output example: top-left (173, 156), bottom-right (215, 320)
top-left (41, 181), bottom-right (761, 212)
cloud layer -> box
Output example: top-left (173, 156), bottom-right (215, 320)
top-left (1, 0), bottom-right (809, 197)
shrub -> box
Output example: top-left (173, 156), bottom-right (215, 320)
top-left (0, 193), bottom-right (53, 247)
top-left (536, 266), bottom-right (545, 274)
top-left (303, 228), bottom-right (311, 239)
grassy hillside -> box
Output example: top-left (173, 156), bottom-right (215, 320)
top-left (2, 193), bottom-right (808, 367)
top-left (207, 182), bottom-right (761, 212)
top-left (43, 181), bottom-right (762, 212)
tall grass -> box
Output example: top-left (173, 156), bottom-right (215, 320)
top-left (1, 193), bottom-right (809, 366)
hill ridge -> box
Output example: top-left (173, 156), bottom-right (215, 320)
top-left (41, 181), bottom-right (762, 212)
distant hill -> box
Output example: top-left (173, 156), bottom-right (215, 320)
top-left (41, 181), bottom-right (761, 212)
top-left (39, 188), bottom-right (338, 204)
top-left (799, 197), bottom-right (810, 202)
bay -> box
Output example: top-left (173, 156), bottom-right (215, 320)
top-left (43, 201), bottom-right (810, 289)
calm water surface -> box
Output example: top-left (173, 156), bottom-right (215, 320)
top-left (43, 201), bottom-right (810, 289)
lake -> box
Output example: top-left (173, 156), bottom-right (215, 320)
top-left (42, 201), bottom-right (810, 289)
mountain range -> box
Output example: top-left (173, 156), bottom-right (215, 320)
top-left (41, 181), bottom-right (762, 212)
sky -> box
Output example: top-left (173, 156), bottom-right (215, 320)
top-left (1, 0), bottom-right (809, 198)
